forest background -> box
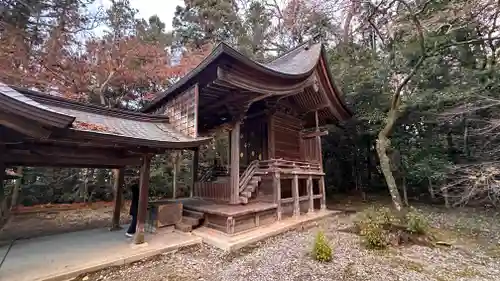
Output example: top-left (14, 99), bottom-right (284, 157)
top-left (1, 0), bottom-right (499, 210)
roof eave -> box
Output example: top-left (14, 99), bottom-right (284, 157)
top-left (319, 45), bottom-right (353, 120)
top-left (0, 87), bottom-right (75, 128)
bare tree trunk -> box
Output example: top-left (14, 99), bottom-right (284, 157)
top-left (342, 0), bottom-right (359, 45)
top-left (443, 187), bottom-right (450, 208)
top-left (428, 177), bottom-right (436, 200)
top-left (402, 175), bottom-right (408, 206)
top-left (376, 109), bottom-right (404, 212)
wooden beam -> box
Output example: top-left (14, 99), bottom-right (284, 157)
top-left (110, 168), bottom-right (124, 231)
top-left (191, 148), bottom-right (199, 198)
top-left (307, 175), bottom-right (314, 213)
top-left (319, 176), bottom-right (326, 210)
top-left (6, 143), bottom-right (128, 160)
top-left (292, 174), bottom-right (299, 218)
top-left (134, 155), bottom-right (152, 244)
top-left (230, 122), bottom-right (241, 204)
top-left (199, 92), bottom-right (239, 113)
top-left (273, 171), bottom-right (282, 221)
top-left (301, 130), bottom-right (328, 139)
top-left (3, 152), bottom-right (141, 168)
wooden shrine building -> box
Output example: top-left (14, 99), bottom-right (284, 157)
top-left (143, 40), bottom-right (352, 234)
top-left (0, 83), bottom-right (210, 243)
top-left (0, 40), bottom-right (351, 243)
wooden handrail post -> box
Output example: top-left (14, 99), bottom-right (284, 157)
top-left (319, 176), bottom-right (326, 210)
top-left (273, 171), bottom-right (282, 221)
top-left (292, 174), bottom-right (299, 218)
top-left (134, 154), bottom-right (152, 244)
top-left (307, 175), bottom-right (314, 214)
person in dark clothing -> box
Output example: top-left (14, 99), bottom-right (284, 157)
top-left (126, 183), bottom-right (139, 237)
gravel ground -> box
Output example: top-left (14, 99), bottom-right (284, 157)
top-left (75, 205), bottom-right (500, 281)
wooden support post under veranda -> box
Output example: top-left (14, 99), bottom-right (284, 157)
top-left (134, 155), bottom-right (152, 244)
top-left (307, 175), bottom-right (314, 213)
top-left (273, 170), bottom-right (282, 221)
top-left (292, 174), bottom-right (300, 217)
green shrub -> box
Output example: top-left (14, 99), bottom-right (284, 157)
top-left (360, 222), bottom-right (388, 249)
top-left (312, 231), bottom-right (333, 262)
top-left (354, 207), bottom-right (397, 229)
top-left (354, 207), bottom-right (396, 249)
top-left (405, 207), bottom-right (429, 234)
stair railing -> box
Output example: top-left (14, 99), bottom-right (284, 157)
top-left (239, 160), bottom-right (259, 193)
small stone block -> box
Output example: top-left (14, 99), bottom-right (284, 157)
top-left (182, 216), bottom-right (200, 226)
top-left (157, 203), bottom-right (183, 227)
top-left (175, 222), bottom-right (192, 232)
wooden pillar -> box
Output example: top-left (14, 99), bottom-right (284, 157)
top-left (230, 122), bottom-right (241, 204)
top-left (172, 151), bottom-right (181, 199)
top-left (273, 171), bottom-right (282, 221)
top-left (307, 175), bottom-right (314, 213)
top-left (191, 148), bottom-right (199, 198)
top-left (319, 176), bottom-right (327, 210)
top-left (110, 168), bottom-right (125, 231)
top-left (134, 155), bottom-right (151, 244)
top-left (0, 161), bottom-right (6, 223)
top-left (0, 160), bottom-right (9, 230)
top-left (292, 174), bottom-right (299, 217)
top-left (267, 114), bottom-right (275, 159)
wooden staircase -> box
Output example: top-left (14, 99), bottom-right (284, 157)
top-left (238, 160), bottom-right (264, 204)
top-left (175, 209), bottom-right (204, 232)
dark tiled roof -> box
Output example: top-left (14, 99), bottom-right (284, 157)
top-left (0, 86), bottom-right (210, 148)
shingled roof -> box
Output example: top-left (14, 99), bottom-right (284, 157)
top-left (0, 85), bottom-right (210, 149)
top-left (144, 41), bottom-right (330, 112)
top-left (143, 41), bottom-right (352, 124)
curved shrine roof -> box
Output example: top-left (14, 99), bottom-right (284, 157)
top-left (143, 41), bottom-right (352, 123)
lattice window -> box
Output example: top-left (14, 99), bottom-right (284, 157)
top-left (163, 84), bottom-right (199, 137)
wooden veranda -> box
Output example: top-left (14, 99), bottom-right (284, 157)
top-left (0, 83), bottom-right (211, 243)
top-left (144, 39), bottom-right (352, 234)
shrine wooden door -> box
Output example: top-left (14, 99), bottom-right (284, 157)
top-left (240, 116), bottom-right (267, 168)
